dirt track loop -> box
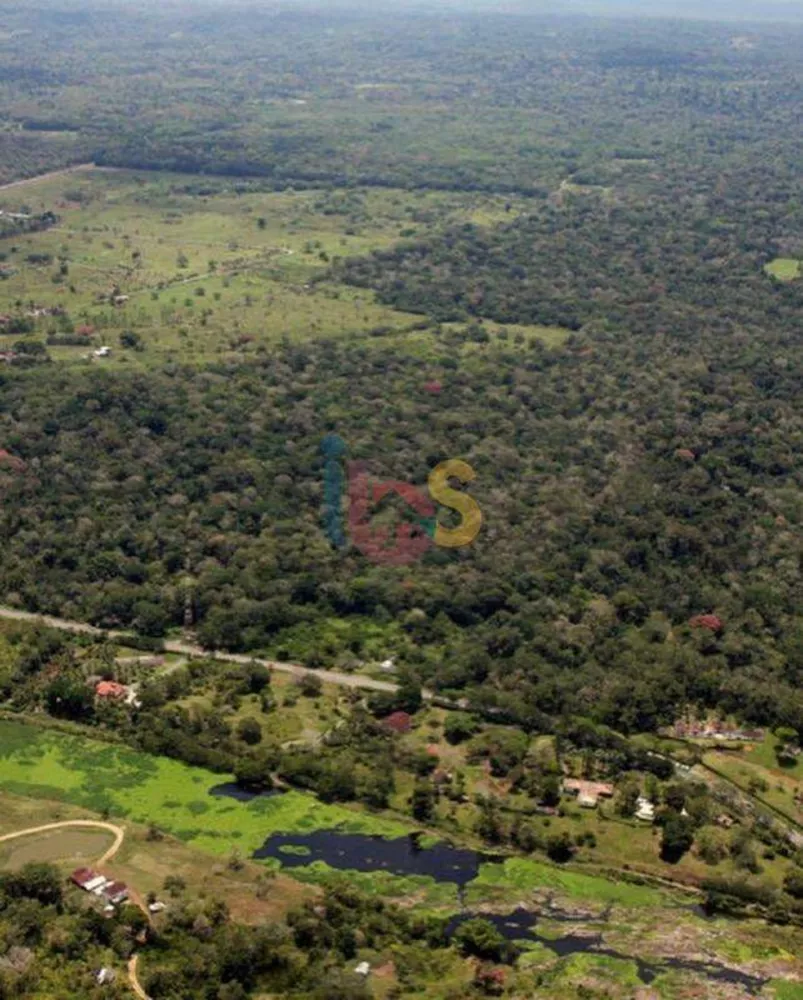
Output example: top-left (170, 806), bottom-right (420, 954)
top-left (0, 819), bottom-right (153, 997)
top-left (0, 818), bottom-right (125, 865)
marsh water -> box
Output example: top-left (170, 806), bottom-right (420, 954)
top-left (445, 909), bottom-right (768, 994)
top-left (211, 789), bottom-right (769, 996)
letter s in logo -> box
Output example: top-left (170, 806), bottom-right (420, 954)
top-left (428, 459), bottom-right (482, 549)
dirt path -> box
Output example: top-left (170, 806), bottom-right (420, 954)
top-left (128, 955), bottom-right (150, 1000)
top-left (0, 818), bottom-right (125, 864)
top-left (0, 606), bottom-right (399, 694)
top-left (1, 818), bottom-right (153, 998)
top-left (0, 163), bottom-right (96, 194)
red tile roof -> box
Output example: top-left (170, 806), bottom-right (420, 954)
top-left (95, 681), bottom-right (128, 699)
top-left (103, 881), bottom-right (128, 899)
top-left (71, 867), bottom-right (96, 887)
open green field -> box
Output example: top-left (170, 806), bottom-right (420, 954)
top-left (466, 856), bottom-right (668, 908)
top-left (748, 733), bottom-right (803, 781)
top-left (0, 828), bottom-right (113, 869)
top-left (0, 168), bottom-right (567, 368)
top-left (0, 718), bottom-right (409, 856)
top-left (764, 257), bottom-right (801, 281)
top-left (703, 749), bottom-right (803, 828)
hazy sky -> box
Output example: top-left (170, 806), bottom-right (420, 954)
top-left (18, 0), bottom-right (803, 22)
top-left (406, 0), bottom-right (803, 19)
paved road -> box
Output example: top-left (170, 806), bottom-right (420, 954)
top-left (0, 606), bottom-right (398, 694)
top-left (0, 818), bottom-right (125, 865)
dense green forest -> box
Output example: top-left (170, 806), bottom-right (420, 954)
top-left (1, 4), bottom-right (802, 195)
top-left (1, 324), bottom-right (800, 735)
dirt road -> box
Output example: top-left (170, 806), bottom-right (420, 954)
top-left (128, 956), bottom-right (150, 1000)
top-left (0, 163), bottom-right (96, 194)
top-left (0, 818), bottom-right (153, 998)
top-left (0, 818), bottom-right (125, 864)
top-left (0, 606), bottom-right (399, 694)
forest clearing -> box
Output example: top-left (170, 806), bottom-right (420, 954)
top-left (0, 169), bottom-right (565, 369)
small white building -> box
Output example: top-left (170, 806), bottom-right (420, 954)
top-left (148, 901), bottom-right (166, 914)
top-left (85, 875), bottom-right (110, 893)
top-left (635, 796), bottom-right (655, 822)
top-left (96, 968), bottom-right (116, 986)
top-left (94, 346), bottom-right (111, 358)
top-left (353, 962), bottom-right (370, 977)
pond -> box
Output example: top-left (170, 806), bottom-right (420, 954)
top-left (209, 782), bottom-right (281, 803)
top-left (253, 830), bottom-right (497, 887)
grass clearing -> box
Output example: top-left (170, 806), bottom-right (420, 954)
top-left (747, 733), bottom-right (803, 781)
top-left (764, 258), bottom-right (801, 281)
top-left (466, 857), bottom-right (668, 908)
top-left (0, 829), bottom-right (114, 868)
top-left (770, 981), bottom-right (803, 1000)
top-left (703, 750), bottom-right (803, 828)
top-left (0, 169), bottom-right (566, 369)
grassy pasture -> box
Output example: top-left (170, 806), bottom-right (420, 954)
top-left (748, 733), bottom-right (803, 781)
top-left (466, 856), bottom-right (668, 908)
top-left (703, 749), bottom-right (803, 828)
top-left (173, 665), bottom-right (348, 747)
top-left (0, 169), bottom-right (559, 368)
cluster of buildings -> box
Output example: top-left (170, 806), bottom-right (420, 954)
top-left (70, 868), bottom-right (129, 909)
top-left (668, 719), bottom-right (764, 742)
top-left (562, 778), bottom-right (614, 809)
top-left (562, 779), bottom-right (665, 822)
